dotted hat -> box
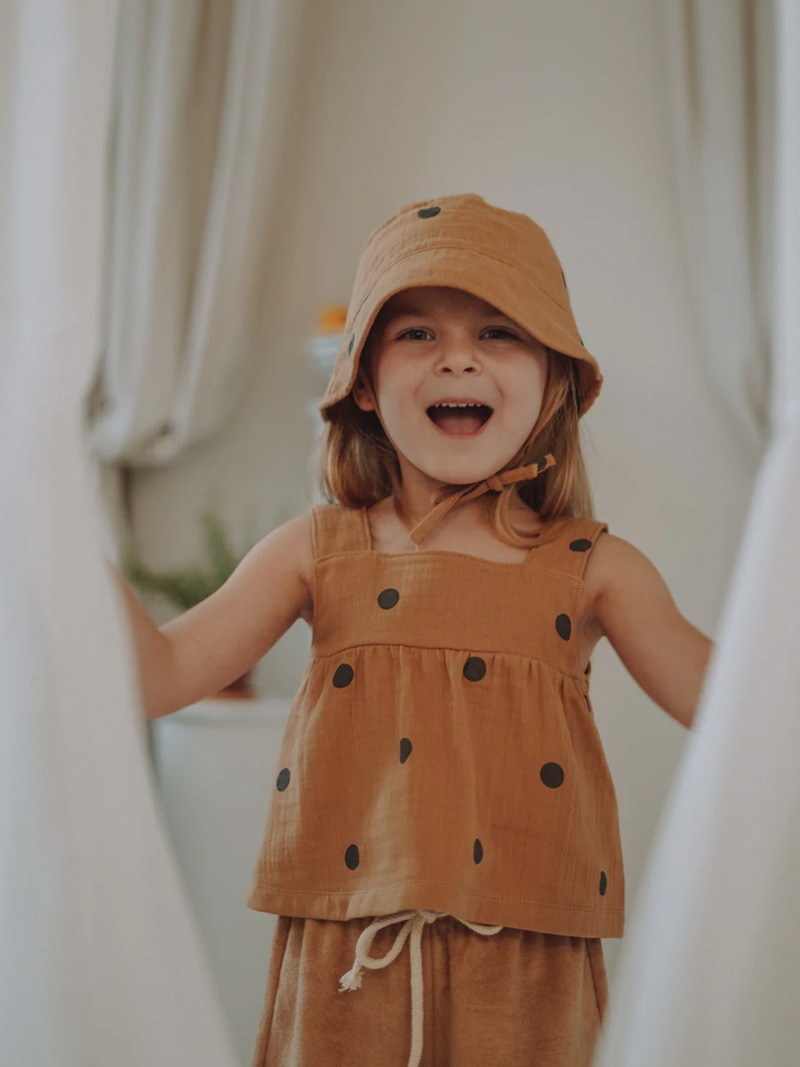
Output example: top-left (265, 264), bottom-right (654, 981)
top-left (319, 192), bottom-right (602, 417)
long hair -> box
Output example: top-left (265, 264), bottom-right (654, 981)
top-left (315, 339), bottom-right (596, 549)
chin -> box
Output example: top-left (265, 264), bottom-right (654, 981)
top-left (406, 456), bottom-right (505, 488)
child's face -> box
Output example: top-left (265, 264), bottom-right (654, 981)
top-left (353, 286), bottom-right (549, 493)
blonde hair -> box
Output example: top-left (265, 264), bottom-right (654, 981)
top-left (315, 336), bottom-right (597, 549)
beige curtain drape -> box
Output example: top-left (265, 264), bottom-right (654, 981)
top-left (86, 0), bottom-right (303, 467)
top-left (0, 2), bottom-right (239, 1064)
top-left (662, 0), bottom-right (776, 453)
top-left (595, 1), bottom-right (800, 1062)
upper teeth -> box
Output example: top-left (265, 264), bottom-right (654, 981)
top-left (434, 402), bottom-right (482, 407)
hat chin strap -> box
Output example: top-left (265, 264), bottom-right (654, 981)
top-left (406, 454), bottom-right (557, 546)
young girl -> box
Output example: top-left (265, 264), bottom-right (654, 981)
top-left (118, 193), bottom-right (713, 1067)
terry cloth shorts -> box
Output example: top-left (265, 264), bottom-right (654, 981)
top-left (250, 909), bottom-right (609, 1067)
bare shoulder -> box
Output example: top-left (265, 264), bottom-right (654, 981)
top-left (582, 531), bottom-right (672, 633)
top-left (283, 511), bottom-right (314, 576)
top-left (236, 511), bottom-right (314, 619)
top-left (583, 531), bottom-right (637, 596)
top-left (272, 511), bottom-right (314, 618)
top-left (579, 529), bottom-right (713, 728)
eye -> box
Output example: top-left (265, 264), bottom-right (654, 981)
top-left (483, 327), bottom-right (517, 339)
top-left (396, 327), bottom-right (518, 342)
top-left (397, 328), bottom-right (431, 341)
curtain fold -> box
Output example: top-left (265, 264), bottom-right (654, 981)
top-left (594, 1), bottom-right (800, 1062)
top-left (0, 3), bottom-right (238, 1064)
top-left (662, 0), bottom-right (775, 453)
top-left (86, 0), bottom-right (302, 467)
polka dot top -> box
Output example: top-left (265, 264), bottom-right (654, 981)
top-left (246, 502), bottom-right (625, 938)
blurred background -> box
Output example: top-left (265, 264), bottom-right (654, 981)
top-left (2, 1), bottom-right (782, 1064)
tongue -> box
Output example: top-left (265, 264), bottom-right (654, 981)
top-left (432, 408), bottom-right (485, 434)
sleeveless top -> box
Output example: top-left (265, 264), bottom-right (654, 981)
top-left (246, 502), bottom-right (625, 939)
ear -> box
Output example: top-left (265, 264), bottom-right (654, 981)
top-left (352, 359), bottom-right (377, 412)
top-left (352, 388), bottom-right (372, 412)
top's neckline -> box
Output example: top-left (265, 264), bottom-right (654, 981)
top-left (359, 506), bottom-right (573, 567)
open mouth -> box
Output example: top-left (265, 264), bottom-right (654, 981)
top-left (427, 402), bottom-right (493, 437)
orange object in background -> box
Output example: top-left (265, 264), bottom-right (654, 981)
top-left (315, 304), bottom-right (348, 333)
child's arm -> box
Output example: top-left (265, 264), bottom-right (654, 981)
top-left (109, 513), bottom-right (313, 719)
top-left (589, 535), bottom-right (714, 729)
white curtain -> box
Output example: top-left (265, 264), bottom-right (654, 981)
top-left (663, 0), bottom-right (775, 453)
top-left (86, 0), bottom-right (302, 467)
top-left (0, 3), bottom-right (238, 1064)
top-left (595, 0), bottom-right (800, 1062)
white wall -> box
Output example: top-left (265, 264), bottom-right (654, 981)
top-left (134, 0), bottom-right (757, 987)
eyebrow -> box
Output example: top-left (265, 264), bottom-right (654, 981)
top-left (382, 303), bottom-right (512, 325)
top-left (383, 305), bottom-right (423, 321)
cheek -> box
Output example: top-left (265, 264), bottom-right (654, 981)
top-left (495, 360), bottom-right (547, 422)
top-left (501, 356), bottom-right (546, 394)
top-left (374, 357), bottom-right (419, 412)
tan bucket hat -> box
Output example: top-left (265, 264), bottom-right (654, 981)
top-left (318, 192), bottom-right (603, 544)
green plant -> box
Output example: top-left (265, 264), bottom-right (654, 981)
top-left (120, 508), bottom-right (259, 611)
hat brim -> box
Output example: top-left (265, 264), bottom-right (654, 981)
top-left (319, 246), bottom-right (602, 416)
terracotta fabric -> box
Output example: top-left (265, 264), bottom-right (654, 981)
top-left (250, 911), bottom-right (608, 1067)
top-left (318, 192), bottom-right (602, 419)
top-left (247, 503), bottom-right (625, 939)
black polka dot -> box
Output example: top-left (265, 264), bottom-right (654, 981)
top-left (377, 588), bottom-right (400, 609)
top-left (473, 838), bottom-right (484, 864)
top-left (599, 871), bottom-right (607, 896)
top-left (276, 767), bottom-right (291, 791)
top-left (348, 335), bottom-right (354, 353)
top-left (418, 206), bottom-right (441, 218)
top-left (345, 844), bottom-right (360, 870)
top-left (332, 663), bottom-right (354, 687)
top-left (536, 456), bottom-right (548, 473)
top-left (540, 762), bottom-right (565, 788)
top-left (463, 656), bottom-right (486, 681)
top-left (585, 694), bottom-right (592, 714)
top-left (555, 614), bottom-right (572, 640)
top-left (399, 737), bottom-right (412, 763)
top-left (569, 538), bottom-right (592, 552)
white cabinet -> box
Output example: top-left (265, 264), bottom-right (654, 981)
top-left (152, 698), bottom-right (290, 1067)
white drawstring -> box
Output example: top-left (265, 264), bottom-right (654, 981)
top-left (338, 909), bottom-right (504, 1067)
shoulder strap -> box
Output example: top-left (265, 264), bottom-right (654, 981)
top-left (310, 503), bottom-right (370, 561)
top-left (528, 517), bottom-right (609, 579)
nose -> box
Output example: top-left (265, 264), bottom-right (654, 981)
top-left (433, 336), bottom-right (481, 374)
